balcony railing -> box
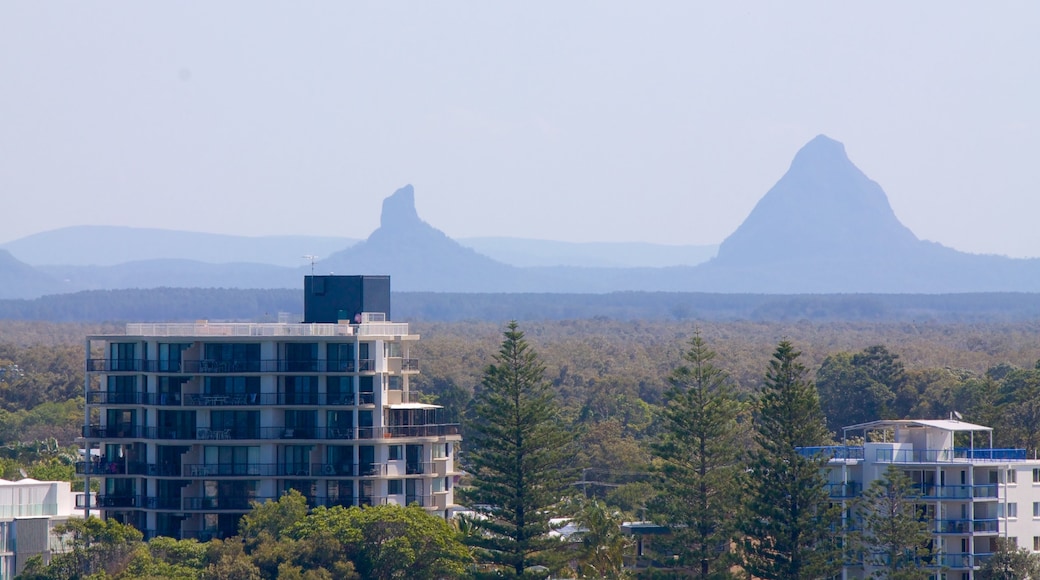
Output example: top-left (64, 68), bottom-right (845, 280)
top-left (121, 320), bottom-right (409, 338)
top-left (83, 423), bottom-right (461, 441)
top-left (85, 390), bottom-right (435, 408)
top-left (183, 496), bottom-right (275, 511)
top-left (86, 358), bottom-right (407, 374)
top-left (933, 519), bottom-right (972, 534)
top-left (796, 446), bottom-right (865, 460)
top-left (877, 448), bottom-right (1028, 463)
top-left (825, 482), bottom-right (862, 498)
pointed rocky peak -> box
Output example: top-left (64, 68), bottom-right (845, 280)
top-left (380, 184), bottom-right (424, 231)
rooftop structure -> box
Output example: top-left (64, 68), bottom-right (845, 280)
top-left (78, 276), bottom-right (461, 540)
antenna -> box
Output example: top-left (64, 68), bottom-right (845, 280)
top-left (952, 411), bottom-right (963, 421)
top-left (302, 255), bottom-right (318, 275)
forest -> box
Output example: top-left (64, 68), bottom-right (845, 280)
top-left (4, 317), bottom-right (1040, 577)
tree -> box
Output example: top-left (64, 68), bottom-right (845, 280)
top-left (288, 504), bottom-right (469, 580)
top-left (740, 340), bottom-right (841, 580)
top-left (853, 464), bottom-right (934, 580)
top-left (571, 498), bottom-right (631, 579)
top-left (238, 489), bottom-right (309, 549)
top-left (37, 516), bottom-right (144, 580)
top-left (817, 346), bottom-right (905, 433)
top-left (977, 537), bottom-right (1040, 580)
top-left (649, 332), bottom-right (747, 578)
top-left (462, 321), bottom-right (576, 577)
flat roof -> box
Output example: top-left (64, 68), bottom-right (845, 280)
top-left (843, 419), bottom-right (992, 433)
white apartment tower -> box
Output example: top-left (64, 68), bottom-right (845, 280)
top-left (811, 419), bottom-right (1040, 580)
top-left (78, 275), bottom-right (460, 540)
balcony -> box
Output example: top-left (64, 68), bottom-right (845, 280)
top-left (183, 496), bottom-right (274, 511)
top-left (913, 484), bottom-right (973, 500)
top-left (825, 482), bottom-right (861, 498)
top-left (933, 519), bottom-right (972, 534)
top-left (935, 553), bottom-right (973, 569)
top-left (82, 424), bottom-right (460, 442)
top-left (86, 358), bottom-right (410, 374)
top-left (387, 358), bottom-right (420, 373)
top-left (796, 446), bottom-right (865, 460)
top-left (182, 463), bottom-right (276, 477)
top-left (86, 391), bottom-right (367, 407)
top-left (385, 424), bottom-right (461, 438)
top-left (876, 448), bottom-right (1028, 463)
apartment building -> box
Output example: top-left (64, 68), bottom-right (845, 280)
top-left (808, 419), bottom-right (1040, 580)
top-left (77, 275), bottom-right (460, 540)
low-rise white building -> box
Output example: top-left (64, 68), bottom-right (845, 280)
top-left (0, 478), bottom-right (79, 579)
top-left (807, 419), bottom-right (1040, 580)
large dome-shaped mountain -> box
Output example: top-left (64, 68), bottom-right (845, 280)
top-left (696, 135), bottom-right (1040, 292)
top-left (717, 135), bottom-right (920, 265)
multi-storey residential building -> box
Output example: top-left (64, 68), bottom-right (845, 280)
top-left (807, 419), bottom-right (1040, 580)
top-left (77, 275), bottom-right (460, 540)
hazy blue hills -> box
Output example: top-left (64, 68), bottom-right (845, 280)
top-left (0, 250), bottom-right (62, 300)
top-left (4, 134), bottom-right (1040, 299)
top-left (0, 226), bottom-right (359, 267)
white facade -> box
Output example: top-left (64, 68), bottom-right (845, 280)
top-left (0, 478), bottom-right (79, 579)
top-left (79, 314), bottom-right (461, 540)
top-left (813, 419), bottom-right (1040, 580)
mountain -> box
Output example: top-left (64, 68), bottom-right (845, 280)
top-left (318, 185), bottom-right (534, 291)
top-left (0, 250), bottom-right (63, 299)
top-left (4, 136), bottom-right (1040, 299)
top-left (716, 135), bottom-right (919, 265)
top-left (694, 135), bottom-right (1040, 293)
top-left (1, 226), bottom-right (358, 267)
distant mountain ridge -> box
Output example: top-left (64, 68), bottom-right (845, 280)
top-left (0, 226), bottom-right (359, 267)
top-left (4, 134), bottom-right (1040, 299)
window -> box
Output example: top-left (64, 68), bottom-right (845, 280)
top-left (1000, 503), bottom-right (1018, 518)
top-left (1034, 502), bottom-right (1040, 518)
top-left (1034, 537), bottom-right (1040, 551)
top-left (1033, 468), bottom-right (1040, 483)
top-left (389, 445), bottom-right (403, 461)
top-left (1008, 469), bottom-right (1018, 484)
top-left (388, 480), bottom-right (403, 495)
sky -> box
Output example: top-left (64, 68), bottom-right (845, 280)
top-left (1, 2), bottom-right (1038, 257)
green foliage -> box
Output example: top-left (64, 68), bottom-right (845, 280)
top-left (649, 333), bottom-right (747, 578)
top-left (817, 345), bottom-right (906, 433)
top-left (238, 490), bottom-right (309, 547)
top-left (288, 504), bottom-right (469, 579)
top-left (571, 498), bottom-right (632, 579)
top-left (852, 465), bottom-right (934, 579)
top-left (462, 321), bottom-right (577, 577)
top-left (740, 341), bottom-right (841, 580)
top-left (39, 517), bottom-right (144, 579)
top-left (977, 538), bottom-right (1040, 580)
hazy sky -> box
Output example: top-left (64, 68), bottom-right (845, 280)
top-left (2, 2), bottom-right (1037, 257)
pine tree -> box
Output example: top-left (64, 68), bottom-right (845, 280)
top-left (462, 321), bottom-right (575, 578)
top-left (853, 464), bottom-right (934, 580)
top-left (650, 332), bottom-right (747, 579)
top-left (740, 340), bottom-right (841, 580)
